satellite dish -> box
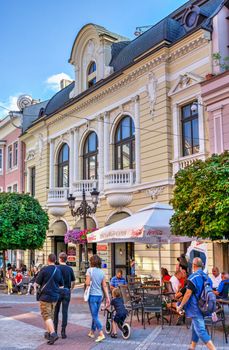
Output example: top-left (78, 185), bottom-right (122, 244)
top-left (17, 95), bottom-right (33, 111)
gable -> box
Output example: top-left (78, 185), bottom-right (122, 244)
top-left (168, 72), bottom-right (204, 96)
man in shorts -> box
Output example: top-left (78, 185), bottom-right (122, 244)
top-left (36, 254), bottom-right (64, 345)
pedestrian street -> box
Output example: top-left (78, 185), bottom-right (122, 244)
top-left (0, 288), bottom-right (228, 350)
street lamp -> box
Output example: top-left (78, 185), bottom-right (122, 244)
top-left (67, 186), bottom-right (99, 272)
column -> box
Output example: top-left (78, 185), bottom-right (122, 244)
top-left (74, 128), bottom-right (79, 182)
top-left (172, 103), bottom-right (180, 175)
top-left (49, 139), bottom-right (54, 188)
top-left (98, 115), bottom-right (104, 191)
top-left (69, 129), bottom-right (74, 192)
top-left (104, 112), bottom-right (110, 175)
top-left (198, 96), bottom-right (205, 154)
top-left (134, 95), bottom-right (141, 184)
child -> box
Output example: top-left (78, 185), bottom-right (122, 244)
top-left (110, 288), bottom-right (128, 338)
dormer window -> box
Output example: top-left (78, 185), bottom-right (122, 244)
top-left (87, 61), bottom-right (96, 88)
top-left (182, 5), bottom-right (207, 32)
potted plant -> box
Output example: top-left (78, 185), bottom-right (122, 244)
top-left (213, 52), bottom-right (229, 72)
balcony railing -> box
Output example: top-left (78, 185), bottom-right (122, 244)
top-left (73, 180), bottom-right (98, 194)
top-left (171, 153), bottom-right (206, 176)
top-left (104, 169), bottom-right (136, 189)
top-left (48, 187), bottom-right (69, 203)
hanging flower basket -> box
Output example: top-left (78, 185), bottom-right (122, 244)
top-left (65, 228), bottom-right (97, 245)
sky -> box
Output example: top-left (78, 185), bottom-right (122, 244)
top-left (0, 0), bottom-right (187, 119)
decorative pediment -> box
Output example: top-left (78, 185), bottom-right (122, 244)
top-left (168, 72), bottom-right (204, 97)
top-left (26, 149), bottom-right (35, 161)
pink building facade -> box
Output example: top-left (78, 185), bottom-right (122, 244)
top-left (0, 116), bottom-right (25, 193)
top-left (0, 115), bottom-right (25, 267)
top-left (201, 70), bottom-right (229, 272)
top-left (201, 70), bottom-right (229, 154)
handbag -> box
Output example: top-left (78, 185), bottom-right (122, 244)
top-left (36, 267), bottom-right (57, 301)
top-left (84, 268), bottom-right (94, 302)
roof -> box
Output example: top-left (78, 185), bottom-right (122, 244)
top-left (44, 81), bottom-right (74, 117)
top-left (69, 23), bottom-right (129, 64)
top-left (25, 0), bottom-right (227, 130)
top-left (110, 0), bottom-right (224, 71)
top-left (22, 100), bottom-right (49, 132)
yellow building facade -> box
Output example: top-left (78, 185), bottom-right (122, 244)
top-left (21, 0), bottom-right (229, 280)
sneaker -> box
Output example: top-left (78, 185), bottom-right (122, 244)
top-left (26, 293), bottom-right (29, 296)
top-left (18, 292), bottom-right (22, 295)
top-left (95, 334), bottom-right (105, 343)
top-left (88, 332), bottom-right (95, 339)
top-left (111, 333), bottom-right (117, 338)
top-left (47, 332), bottom-right (58, 345)
top-left (44, 332), bottom-right (50, 340)
top-left (61, 328), bottom-right (67, 339)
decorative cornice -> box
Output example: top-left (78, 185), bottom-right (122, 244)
top-left (47, 33), bottom-right (209, 127)
top-left (146, 186), bottom-right (166, 200)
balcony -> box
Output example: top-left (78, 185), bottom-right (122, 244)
top-left (171, 153), bottom-right (206, 176)
top-left (47, 187), bottom-right (69, 217)
top-left (104, 169), bottom-right (136, 208)
top-left (72, 179), bottom-right (98, 197)
top-left (47, 180), bottom-right (99, 216)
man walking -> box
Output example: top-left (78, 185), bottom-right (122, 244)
top-left (36, 254), bottom-right (64, 345)
top-left (54, 252), bottom-right (75, 339)
top-left (177, 257), bottom-right (216, 350)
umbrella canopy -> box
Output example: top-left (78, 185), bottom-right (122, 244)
top-left (87, 202), bottom-right (191, 245)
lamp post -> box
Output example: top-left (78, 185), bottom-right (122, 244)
top-left (67, 186), bottom-right (99, 272)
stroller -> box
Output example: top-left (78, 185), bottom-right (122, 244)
top-left (105, 307), bottom-right (131, 340)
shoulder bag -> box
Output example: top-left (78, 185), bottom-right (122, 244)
top-left (84, 268), bottom-right (94, 302)
top-left (36, 267), bottom-right (57, 301)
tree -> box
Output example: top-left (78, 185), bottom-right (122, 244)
top-left (170, 151), bottom-right (229, 240)
top-left (0, 193), bottom-right (49, 273)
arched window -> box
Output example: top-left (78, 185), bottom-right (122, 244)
top-left (87, 61), bottom-right (96, 88)
top-left (83, 132), bottom-right (98, 180)
top-left (114, 116), bottom-right (135, 170)
top-left (57, 143), bottom-right (69, 187)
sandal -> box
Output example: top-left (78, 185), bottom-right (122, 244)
top-left (111, 333), bottom-right (117, 338)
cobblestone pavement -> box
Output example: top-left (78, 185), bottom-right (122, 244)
top-left (0, 289), bottom-right (228, 350)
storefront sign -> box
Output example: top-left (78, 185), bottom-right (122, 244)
top-left (68, 246), bottom-right (76, 256)
top-left (67, 255), bottom-right (76, 262)
top-left (97, 244), bottom-right (107, 251)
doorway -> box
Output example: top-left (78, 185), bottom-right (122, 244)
top-left (106, 212), bottom-right (134, 278)
top-left (111, 242), bottom-right (134, 278)
top-left (54, 236), bottom-right (67, 258)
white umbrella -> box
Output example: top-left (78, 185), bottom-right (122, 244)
top-left (87, 202), bottom-right (193, 283)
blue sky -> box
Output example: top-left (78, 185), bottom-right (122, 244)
top-left (0, 0), bottom-right (187, 118)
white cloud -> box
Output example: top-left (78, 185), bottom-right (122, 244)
top-left (0, 94), bottom-right (20, 120)
top-left (45, 73), bottom-right (72, 92)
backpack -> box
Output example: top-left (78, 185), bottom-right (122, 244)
top-left (196, 278), bottom-right (216, 316)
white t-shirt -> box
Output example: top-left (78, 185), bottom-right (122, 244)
top-left (170, 275), bottom-right (180, 293)
top-left (210, 273), bottom-right (222, 289)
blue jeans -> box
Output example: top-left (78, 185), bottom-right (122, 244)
top-left (191, 317), bottom-right (211, 344)
top-left (88, 295), bottom-right (103, 332)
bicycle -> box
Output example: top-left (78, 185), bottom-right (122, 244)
top-left (105, 308), bottom-right (131, 340)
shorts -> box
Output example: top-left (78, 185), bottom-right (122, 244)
top-left (39, 301), bottom-right (57, 321)
top-left (114, 313), bottom-right (127, 326)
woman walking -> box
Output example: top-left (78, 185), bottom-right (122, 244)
top-left (6, 266), bottom-right (13, 294)
top-left (86, 254), bottom-right (110, 343)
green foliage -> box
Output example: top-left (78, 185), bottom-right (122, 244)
top-left (0, 193), bottom-right (49, 250)
top-left (213, 52), bottom-right (229, 71)
top-left (170, 152), bottom-right (229, 240)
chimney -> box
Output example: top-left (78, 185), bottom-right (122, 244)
top-left (60, 79), bottom-right (72, 90)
